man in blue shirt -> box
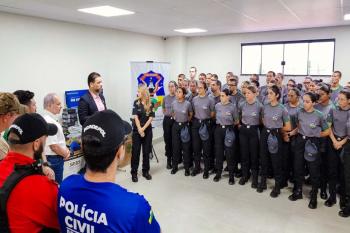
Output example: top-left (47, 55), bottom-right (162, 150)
top-left (58, 110), bottom-right (161, 233)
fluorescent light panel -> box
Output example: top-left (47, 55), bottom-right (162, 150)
top-left (78, 5), bottom-right (134, 17)
top-left (345, 14), bottom-right (350, 21)
top-left (174, 28), bottom-right (207, 33)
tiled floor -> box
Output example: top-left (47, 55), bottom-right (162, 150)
top-left (116, 142), bottom-right (350, 233)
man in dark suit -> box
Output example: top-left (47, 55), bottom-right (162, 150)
top-left (78, 72), bottom-right (107, 125)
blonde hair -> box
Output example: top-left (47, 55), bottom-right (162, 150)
top-left (137, 85), bottom-right (151, 113)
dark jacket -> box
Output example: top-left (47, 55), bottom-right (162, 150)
top-left (78, 91), bottom-right (106, 125)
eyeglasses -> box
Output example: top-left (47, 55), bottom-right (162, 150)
top-left (287, 84), bottom-right (295, 87)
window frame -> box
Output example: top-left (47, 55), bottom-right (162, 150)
top-left (240, 39), bottom-right (335, 76)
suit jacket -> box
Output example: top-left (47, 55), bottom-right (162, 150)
top-left (78, 91), bottom-right (106, 126)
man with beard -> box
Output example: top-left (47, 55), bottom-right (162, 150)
top-left (78, 72), bottom-right (107, 125)
top-left (0, 113), bottom-right (60, 232)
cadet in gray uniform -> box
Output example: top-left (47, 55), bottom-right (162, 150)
top-left (162, 81), bottom-right (177, 169)
top-left (258, 85), bottom-right (291, 198)
top-left (191, 82), bottom-right (215, 178)
top-left (238, 85), bottom-right (263, 188)
top-left (282, 88), bottom-right (302, 185)
top-left (288, 92), bottom-right (330, 210)
top-left (340, 94), bottom-right (350, 217)
top-left (330, 71), bottom-right (343, 103)
top-left (208, 80), bottom-right (222, 171)
top-left (213, 89), bottom-right (239, 184)
top-left (326, 90), bottom-right (350, 208)
top-left (171, 87), bottom-right (193, 176)
top-left (315, 83), bottom-right (335, 200)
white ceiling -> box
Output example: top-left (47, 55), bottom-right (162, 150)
top-left (1, 0), bottom-right (350, 37)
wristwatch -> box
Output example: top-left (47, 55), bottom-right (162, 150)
top-left (42, 161), bottom-right (50, 167)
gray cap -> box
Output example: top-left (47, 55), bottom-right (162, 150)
top-left (267, 134), bottom-right (279, 154)
top-left (304, 139), bottom-right (318, 162)
top-left (198, 124), bottom-right (209, 141)
top-left (180, 126), bottom-right (191, 143)
top-left (224, 128), bottom-right (235, 147)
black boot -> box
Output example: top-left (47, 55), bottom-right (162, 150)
top-left (270, 183), bottom-right (281, 198)
top-left (203, 170), bottom-right (209, 179)
top-left (251, 171), bottom-right (258, 189)
top-left (131, 173), bottom-right (138, 183)
top-left (324, 191), bottom-right (336, 207)
top-left (213, 173), bottom-right (221, 182)
top-left (339, 196), bottom-right (350, 217)
top-left (166, 158), bottom-right (172, 170)
top-left (288, 188), bottom-right (303, 201)
top-left (239, 176), bottom-right (249, 186)
top-left (320, 187), bottom-right (328, 200)
top-left (257, 177), bottom-right (267, 193)
top-left (171, 166), bottom-right (178, 175)
top-left (308, 189), bottom-right (318, 209)
top-left (184, 169), bottom-right (190, 176)
top-left (142, 172), bottom-right (152, 180)
top-left (340, 195), bottom-right (348, 210)
top-left (191, 164), bottom-right (201, 176)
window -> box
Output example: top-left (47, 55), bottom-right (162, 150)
top-left (241, 39), bottom-right (335, 76)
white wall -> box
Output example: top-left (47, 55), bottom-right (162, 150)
top-left (0, 12), bottom-right (165, 123)
top-left (181, 26), bottom-right (350, 85)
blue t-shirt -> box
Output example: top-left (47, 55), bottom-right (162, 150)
top-left (58, 175), bottom-right (160, 233)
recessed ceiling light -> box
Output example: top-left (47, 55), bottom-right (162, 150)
top-left (345, 14), bottom-right (350, 20)
top-left (174, 28), bottom-right (207, 33)
top-left (78, 5), bottom-right (134, 17)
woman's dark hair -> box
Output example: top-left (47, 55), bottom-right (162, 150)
top-left (87, 72), bottom-right (101, 87)
top-left (289, 88), bottom-right (301, 97)
top-left (304, 92), bottom-right (318, 103)
top-left (13, 90), bottom-right (34, 105)
top-left (267, 71), bottom-right (276, 77)
top-left (318, 83), bottom-right (331, 94)
top-left (246, 85), bottom-right (258, 94)
top-left (177, 87), bottom-right (187, 96)
top-left (288, 79), bottom-right (296, 85)
top-left (251, 80), bottom-right (260, 88)
top-left (339, 90), bottom-right (350, 100)
top-left (221, 89), bottom-right (230, 96)
top-left (268, 85), bottom-right (281, 100)
top-left (199, 81), bottom-right (207, 90)
top-left (296, 83), bottom-right (303, 91)
top-left (169, 80), bottom-right (178, 88)
top-left (82, 135), bottom-right (121, 172)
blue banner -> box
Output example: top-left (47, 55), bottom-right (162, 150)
top-left (65, 89), bottom-right (88, 108)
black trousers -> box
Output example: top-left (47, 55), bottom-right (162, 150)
top-left (343, 141), bottom-right (350, 196)
top-left (281, 135), bottom-right (297, 182)
top-left (209, 120), bottom-right (217, 170)
top-left (293, 135), bottom-right (321, 190)
top-left (163, 116), bottom-right (174, 160)
top-left (214, 125), bottom-right (235, 176)
top-left (327, 137), bottom-right (345, 193)
top-left (172, 122), bottom-right (191, 170)
top-left (131, 127), bottom-right (153, 174)
top-left (233, 126), bottom-right (241, 169)
top-left (319, 137), bottom-right (329, 191)
top-left (239, 125), bottom-right (260, 178)
top-left (191, 119), bottom-right (212, 172)
top-left (260, 128), bottom-right (283, 187)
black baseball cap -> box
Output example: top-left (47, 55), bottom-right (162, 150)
top-left (82, 110), bottom-right (132, 151)
top-left (8, 113), bottom-right (58, 144)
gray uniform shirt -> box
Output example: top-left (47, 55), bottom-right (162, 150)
top-left (209, 93), bottom-right (221, 105)
top-left (285, 103), bottom-right (302, 130)
top-left (330, 85), bottom-right (343, 103)
top-left (192, 95), bottom-right (215, 120)
top-left (315, 102), bottom-right (335, 124)
top-left (171, 100), bottom-right (193, 123)
top-left (239, 100), bottom-right (263, 126)
top-left (162, 94), bottom-right (176, 117)
top-left (262, 103), bottom-right (290, 129)
top-left (258, 85), bottom-right (268, 105)
top-left (229, 92), bottom-right (245, 107)
top-left (215, 102), bottom-right (238, 126)
top-left (330, 106), bottom-right (350, 137)
top-left (297, 109), bottom-right (329, 138)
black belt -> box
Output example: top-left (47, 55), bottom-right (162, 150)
top-left (241, 123), bottom-right (259, 129)
top-left (265, 127), bottom-right (280, 134)
top-left (217, 124), bottom-right (233, 129)
top-left (194, 118), bottom-right (211, 124)
top-left (175, 122), bottom-right (189, 126)
top-left (299, 134), bottom-right (317, 140)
